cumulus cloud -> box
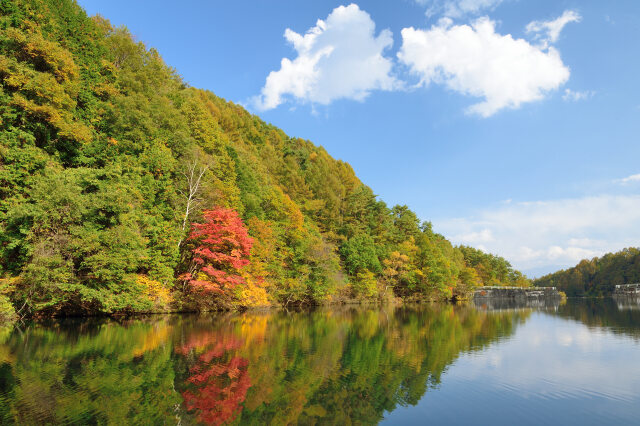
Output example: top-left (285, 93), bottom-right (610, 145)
top-left (252, 4), bottom-right (398, 110)
top-left (434, 195), bottom-right (640, 275)
top-left (398, 17), bottom-right (571, 116)
top-left (526, 10), bottom-right (581, 48)
top-left (562, 89), bottom-right (594, 102)
top-left (416, 0), bottom-right (505, 19)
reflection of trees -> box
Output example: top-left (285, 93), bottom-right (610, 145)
top-left (0, 306), bottom-right (529, 425)
top-left (229, 305), bottom-right (529, 425)
top-left (0, 319), bottom-right (179, 424)
top-left (555, 298), bottom-right (640, 340)
top-left (175, 329), bottom-right (251, 425)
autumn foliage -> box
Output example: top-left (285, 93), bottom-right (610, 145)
top-left (1, 0), bottom-right (531, 317)
top-left (182, 208), bottom-right (254, 298)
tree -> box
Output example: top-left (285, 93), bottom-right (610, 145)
top-left (340, 234), bottom-right (381, 275)
top-left (177, 159), bottom-right (209, 249)
top-left (181, 208), bottom-right (253, 306)
top-left (382, 251), bottom-right (411, 297)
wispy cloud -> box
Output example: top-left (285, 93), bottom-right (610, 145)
top-left (562, 89), bottom-right (595, 102)
top-left (435, 194), bottom-right (640, 275)
top-left (415, 0), bottom-right (506, 19)
top-left (526, 10), bottom-right (582, 48)
top-left (615, 174), bottom-right (640, 185)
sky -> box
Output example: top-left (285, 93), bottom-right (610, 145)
top-left (77, 0), bottom-right (640, 277)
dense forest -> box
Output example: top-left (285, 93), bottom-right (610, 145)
top-left (0, 0), bottom-right (528, 319)
top-left (534, 248), bottom-right (640, 296)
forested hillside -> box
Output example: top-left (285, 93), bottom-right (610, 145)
top-left (0, 0), bottom-right (528, 318)
top-left (534, 248), bottom-right (640, 296)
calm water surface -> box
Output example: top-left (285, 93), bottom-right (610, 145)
top-left (1, 298), bottom-right (639, 425)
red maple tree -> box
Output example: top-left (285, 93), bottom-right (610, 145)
top-left (182, 207), bottom-right (254, 296)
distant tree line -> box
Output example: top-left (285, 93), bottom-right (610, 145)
top-left (534, 248), bottom-right (640, 296)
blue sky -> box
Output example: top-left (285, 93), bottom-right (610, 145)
top-left (78, 0), bottom-right (640, 276)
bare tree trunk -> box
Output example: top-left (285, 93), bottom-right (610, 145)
top-left (177, 160), bottom-right (209, 250)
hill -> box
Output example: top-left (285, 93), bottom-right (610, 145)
top-left (0, 0), bottom-right (528, 318)
top-left (534, 248), bottom-right (640, 296)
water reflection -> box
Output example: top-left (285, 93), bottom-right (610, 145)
top-left (175, 325), bottom-right (251, 425)
top-left (614, 295), bottom-right (640, 311)
top-left (0, 299), bottom-right (639, 424)
top-left (0, 306), bottom-right (526, 424)
top-left (473, 296), bottom-right (561, 311)
top-left (384, 301), bottom-right (640, 426)
top-left (556, 297), bottom-right (640, 340)
top-left (0, 318), bottom-right (180, 424)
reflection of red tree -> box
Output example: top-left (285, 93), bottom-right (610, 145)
top-left (177, 331), bottom-right (251, 425)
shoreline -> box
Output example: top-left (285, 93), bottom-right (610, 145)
top-left (6, 291), bottom-right (630, 324)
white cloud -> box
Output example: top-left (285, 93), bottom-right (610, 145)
top-left (458, 229), bottom-right (494, 244)
top-left (562, 89), bottom-right (594, 102)
top-left (567, 237), bottom-right (604, 247)
top-left (398, 17), bottom-right (571, 117)
top-left (252, 4), bottom-right (398, 110)
top-left (416, 0), bottom-right (505, 18)
top-left (616, 174), bottom-right (640, 185)
top-left (526, 10), bottom-right (581, 48)
top-left (435, 195), bottom-right (640, 275)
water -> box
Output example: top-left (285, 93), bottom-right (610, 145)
top-left (1, 298), bottom-right (639, 425)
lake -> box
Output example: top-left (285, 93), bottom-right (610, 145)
top-left (1, 298), bottom-right (639, 425)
